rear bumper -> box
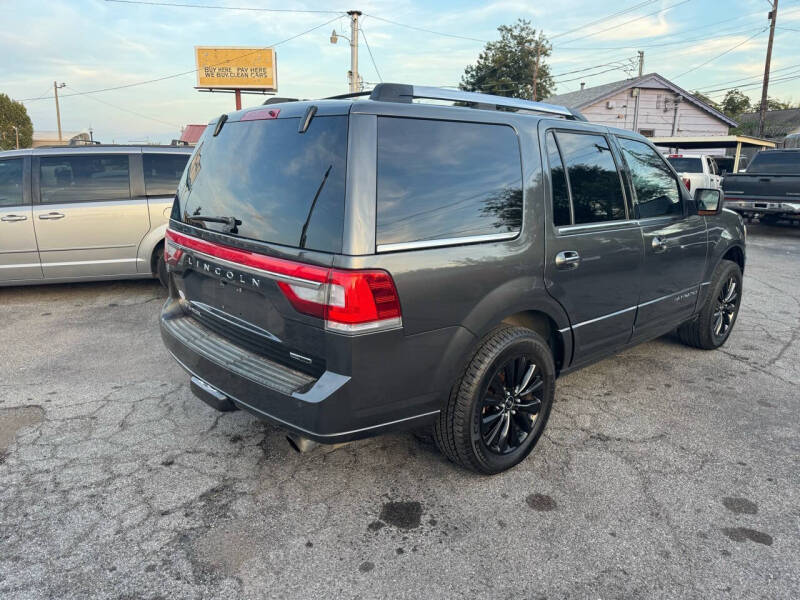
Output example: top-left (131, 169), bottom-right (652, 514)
top-left (725, 199), bottom-right (800, 215)
top-left (160, 299), bottom-right (467, 443)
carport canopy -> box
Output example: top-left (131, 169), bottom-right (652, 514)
top-left (649, 135), bottom-right (777, 173)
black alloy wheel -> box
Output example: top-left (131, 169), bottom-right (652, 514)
top-left (480, 356), bottom-right (543, 455)
top-left (712, 275), bottom-right (738, 339)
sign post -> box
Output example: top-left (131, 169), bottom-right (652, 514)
top-left (195, 47), bottom-right (277, 110)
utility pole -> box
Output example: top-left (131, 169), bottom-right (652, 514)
top-left (11, 125), bottom-right (19, 149)
top-left (759, 0), bottom-right (778, 137)
top-left (53, 81), bottom-right (66, 142)
top-left (348, 10), bottom-right (361, 93)
top-left (638, 50), bottom-right (644, 77)
top-left (532, 42), bottom-right (541, 101)
top-left (632, 52), bottom-right (644, 132)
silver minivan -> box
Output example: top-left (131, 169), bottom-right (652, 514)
top-left (0, 145), bottom-right (191, 286)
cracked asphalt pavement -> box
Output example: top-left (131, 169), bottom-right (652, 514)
top-left (1, 223), bottom-right (798, 599)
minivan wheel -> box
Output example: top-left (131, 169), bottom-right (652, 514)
top-left (677, 260), bottom-right (742, 350)
top-left (434, 326), bottom-right (555, 475)
top-left (154, 245), bottom-right (169, 288)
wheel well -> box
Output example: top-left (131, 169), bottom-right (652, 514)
top-left (501, 310), bottom-right (564, 371)
top-left (150, 240), bottom-right (164, 276)
top-left (722, 245), bottom-right (744, 273)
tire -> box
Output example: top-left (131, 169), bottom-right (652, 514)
top-left (154, 245), bottom-right (169, 288)
top-left (434, 326), bottom-right (555, 475)
top-left (677, 260), bottom-right (742, 350)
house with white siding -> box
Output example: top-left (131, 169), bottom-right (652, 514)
top-left (545, 73), bottom-right (736, 137)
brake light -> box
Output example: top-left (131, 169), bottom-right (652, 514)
top-left (669, 154), bottom-right (683, 158)
top-left (240, 108), bottom-right (280, 121)
top-left (164, 229), bottom-right (402, 334)
top-left (682, 177), bottom-right (691, 191)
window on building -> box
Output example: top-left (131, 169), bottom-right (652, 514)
top-left (555, 131), bottom-right (626, 224)
top-left (40, 154), bottom-right (130, 203)
top-left (376, 117), bottom-right (523, 247)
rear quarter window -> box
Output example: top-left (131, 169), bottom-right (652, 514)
top-left (376, 117), bottom-right (523, 249)
top-left (144, 153), bottom-right (190, 196)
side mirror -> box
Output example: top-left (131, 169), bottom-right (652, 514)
top-left (695, 188), bottom-right (724, 215)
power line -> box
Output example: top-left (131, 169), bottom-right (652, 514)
top-left (550, 0), bottom-right (658, 39)
top-left (359, 27), bottom-right (382, 83)
top-left (552, 57), bottom-right (637, 78)
top-left (672, 28), bottom-right (767, 79)
top-left (554, 25), bottom-right (762, 51)
top-left (17, 15), bottom-right (342, 103)
top-left (105, 0), bottom-right (344, 13)
top-left (555, 0), bottom-right (693, 47)
top-left (362, 14), bottom-right (488, 43)
top-left (698, 62), bottom-right (800, 92)
top-left (555, 64), bottom-right (635, 84)
top-left (63, 85), bottom-right (181, 129)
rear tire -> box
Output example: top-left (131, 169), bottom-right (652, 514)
top-left (154, 245), bottom-right (169, 288)
top-left (434, 326), bottom-right (555, 475)
top-left (677, 260), bottom-right (742, 350)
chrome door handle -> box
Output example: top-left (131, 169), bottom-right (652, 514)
top-left (652, 236), bottom-right (668, 253)
top-left (555, 250), bottom-right (581, 270)
top-left (39, 212), bottom-right (65, 220)
top-left (1, 214), bottom-right (27, 222)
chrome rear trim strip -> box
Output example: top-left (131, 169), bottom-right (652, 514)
top-left (377, 231), bottom-right (518, 253)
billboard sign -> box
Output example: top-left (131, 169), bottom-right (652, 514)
top-left (195, 46), bottom-right (276, 91)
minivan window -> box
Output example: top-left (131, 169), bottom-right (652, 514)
top-left (555, 131), bottom-right (626, 224)
top-left (144, 153), bottom-right (190, 196)
top-left (376, 117), bottom-right (523, 247)
top-left (177, 116), bottom-right (347, 253)
top-left (545, 132), bottom-right (571, 226)
top-left (0, 158), bottom-right (24, 207)
top-left (39, 154), bottom-right (130, 204)
top-left (618, 138), bottom-right (682, 219)
top-left (665, 156), bottom-right (703, 173)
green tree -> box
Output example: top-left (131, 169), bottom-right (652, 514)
top-left (460, 19), bottom-right (553, 101)
top-left (753, 96), bottom-right (793, 112)
top-left (0, 93), bottom-right (34, 150)
top-left (720, 89), bottom-right (752, 118)
top-left (691, 90), bottom-right (719, 110)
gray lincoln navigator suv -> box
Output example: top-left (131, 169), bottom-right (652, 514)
top-left (160, 84), bottom-right (745, 474)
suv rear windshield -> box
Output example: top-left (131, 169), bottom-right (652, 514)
top-left (665, 157), bottom-right (703, 173)
top-left (176, 115), bottom-right (348, 253)
top-left (746, 151), bottom-right (800, 174)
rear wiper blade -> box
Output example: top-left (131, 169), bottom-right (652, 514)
top-left (186, 214), bottom-right (241, 234)
top-left (299, 165), bottom-right (332, 249)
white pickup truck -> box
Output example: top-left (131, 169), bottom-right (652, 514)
top-left (664, 153), bottom-right (722, 194)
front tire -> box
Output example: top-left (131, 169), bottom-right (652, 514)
top-left (434, 326), bottom-right (555, 474)
top-left (677, 260), bottom-right (742, 350)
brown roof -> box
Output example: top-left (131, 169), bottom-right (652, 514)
top-left (179, 124), bottom-right (207, 144)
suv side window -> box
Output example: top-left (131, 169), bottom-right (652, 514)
top-left (545, 132), bottom-right (571, 226)
top-left (143, 153), bottom-right (190, 196)
top-left (40, 154), bottom-right (130, 204)
top-left (376, 117), bottom-right (523, 248)
top-left (617, 137), bottom-right (682, 219)
top-left (555, 131), bottom-right (626, 224)
top-left (0, 158), bottom-right (24, 207)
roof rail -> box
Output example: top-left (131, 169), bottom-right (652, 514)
top-left (368, 83), bottom-right (586, 120)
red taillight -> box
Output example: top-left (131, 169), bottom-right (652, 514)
top-left (669, 154), bottom-right (683, 158)
top-left (682, 177), bottom-right (691, 191)
top-left (164, 238), bottom-right (183, 265)
top-left (165, 229), bottom-right (402, 334)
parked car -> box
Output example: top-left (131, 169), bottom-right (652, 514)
top-left (714, 155), bottom-right (749, 176)
top-left (722, 149), bottom-right (800, 222)
top-left (0, 145), bottom-right (192, 286)
top-left (160, 84), bottom-right (746, 474)
top-left (664, 153), bottom-right (722, 192)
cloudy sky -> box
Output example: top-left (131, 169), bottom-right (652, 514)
top-left (3, 0), bottom-right (799, 143)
